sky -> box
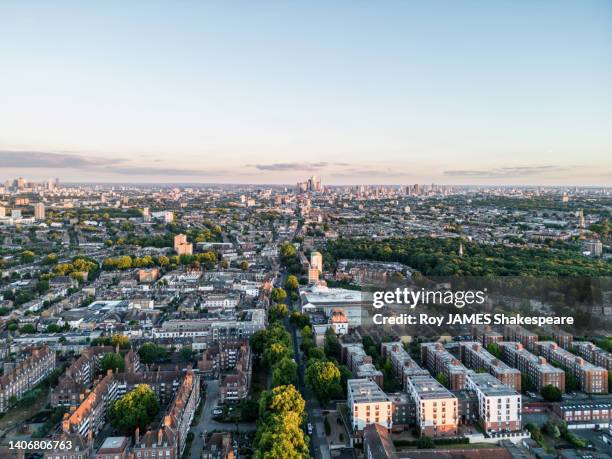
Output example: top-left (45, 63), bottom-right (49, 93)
top-left (0, 1), bottom-right (611, 185)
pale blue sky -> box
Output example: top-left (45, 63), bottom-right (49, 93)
top-left (0, 1), bottom-right (611, 184)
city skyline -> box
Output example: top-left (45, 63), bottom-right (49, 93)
top-left (1, 1), bottom-right (611, 185)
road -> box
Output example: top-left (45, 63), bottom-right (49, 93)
top-left (189, 380), bottom-right (256, 459)
top-left (288, 302), bottom-right (331, 459)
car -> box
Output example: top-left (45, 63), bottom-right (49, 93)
top-left (307, 422), bottom-right (313, 435)
top-left (213, 408), bottom-right (223, 416)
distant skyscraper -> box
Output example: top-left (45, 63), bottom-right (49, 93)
top-left (34, 202), bottom-right (45, 220)
top-left (577, 209), bottom-right (585, 228)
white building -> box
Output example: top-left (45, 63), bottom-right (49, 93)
top-left (466, 372), bottom-right (521, 433)
top-left (347, 379), bottom-right (393, 434)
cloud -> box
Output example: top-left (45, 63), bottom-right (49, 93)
top-left (444, 165), bottom-right (567, 178)
top-left (0, 149), bottom-right (228, 177)
top-left (0, 150), bottom-right (120, 168)
top-left (108, 166), bottom-right (229, 176)
top-left (247, 161), bottom-right (350, 171)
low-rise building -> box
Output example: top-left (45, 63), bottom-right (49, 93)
top-left (552, 398), bottom-right (612, 427)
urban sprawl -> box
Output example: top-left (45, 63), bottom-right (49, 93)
top-left (0, 176), bottom-right (611, 459)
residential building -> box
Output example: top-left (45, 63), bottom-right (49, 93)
top-left (466, 372), bottom-right (521, 433)
top-left (0, 345), bottom-right (56, 412)
top-left (573, 341), bottom-right (612, 371)
top-left (421, 343), bottom-right (470, 390)
top-left (34, 202), bottom-right (45, 220)
top-left (406, 375), bottom-right (458, 437)
top-left (503, 325), bottom-right (538, 350)
top-left (203, 432), bottom-right (235, 459)
top-left (499, 342), bottom-right (565, 392)
top-left (459, 342), bottom-right (521, 391)
top-left (94, 436), bottom-right (130, 459)
top-left (380, 342), bottom-right (428, 390)
top-left (363, 423), bottom-right (398, 459)
top-left (342, 343), bottom-right (384, 387)
top-left (347, 379), bottom-right (393, 434)
top-left (536, 341), bottom-right (608, 394)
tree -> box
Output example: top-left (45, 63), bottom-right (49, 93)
top-left (259, 384), bottom-right (306, 419)
top-left (21, 250), bottom-right (35, 263)
top-left (138, 342), bottom-right (167, 364)
top-left (308, 347), bottom-right (325, 360)
top-left (112, 334), bottom-right (130, 349)
top-left (179, 347), bottom-right (194, 362)
top-left (255, 412), bottom-right (310, 459)
top-left (239, 260), bottom-right (249, 270)
top-left (19, 324), bottom-right (37, 334)
top-left (541, 384), bottom-right (562, 402)
top-left (285, 275), bottom-right (299, 292)
top-left (269, 303), bottom-right (288, 322)
top-left (486, 343), bottom-right (502, 359)
top-left (270, 287), bottom-right (287, 304)
top-left (305, 360), bottom-right (342, 404)
top-left (271, 358), bottom-right (298, 387)
top-left (417, 437), bottom-right (435, 449)
top-left (435, 372), bottom-right (449, 388)
top-left (101, 353), bottom-right (125, 373)
top-left (108, 384), bottom-right (159, 433)
top-left (324, 328), bottom-right (341, 361)
top-left (264, 343), bottom-right (291, 367)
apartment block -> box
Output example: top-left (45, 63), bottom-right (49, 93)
top-left (472, 325), bottom-right (503, 347)
top-left (421, 343), bottom-right (469, 390)
top-left (552, 329), bottom-right (574, 350)
top-left (342, 343), bottom-right (384, 387)
top-left (499, 342), bottom-right (565, 392)
top-left (347, 379), bottom-right (393, 434)
top-left (466, 372), bottom-right (521, 433)
top-left (536, 341), bottom-right (608, 394)
top-left (52, 345), bottom-right (114, 406)
top-left (380, 342), bottom-right (428, 390)
top-left (573, 341), bottom-right (612, 371)
top-left (0, 345), bottom-right (56, 412)
top-left (406, 375), bottom-right (458, 437)
top-left (459, 342), bottom-right (521, 391)
top-left (503, 325), bottom-right (538, 351)
top-left (62, 371), bottom-right (120, 437)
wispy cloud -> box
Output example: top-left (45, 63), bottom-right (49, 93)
top-left (247, 162), bottom-right (350, 171)
top-left (444, 165), bottom-right (567, 178)
top-left (0, 150), bottom-right (228, 177)
top-left (0, 150), bottom-right (120, 168)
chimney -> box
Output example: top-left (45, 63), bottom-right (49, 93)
top-left (88, 430), bottom-right (93, 445)
top-left (135, 427), bottom-right (140, 443)
top-left (157, 428), bottom-right (163, 446)
top-left (538, 357), bottom-right (547, 365)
